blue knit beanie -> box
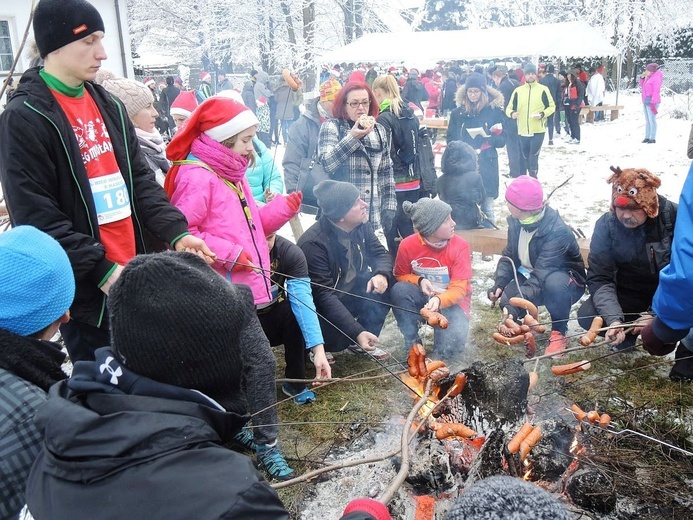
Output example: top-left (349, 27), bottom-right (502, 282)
top-left (0, 226), bottom-right (74, 336)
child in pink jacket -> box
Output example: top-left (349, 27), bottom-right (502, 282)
top-left (639, 63), bottom-right (663, 144)
top-left (165, 97), bottom-right (301, 305)
top-left (165, 96), bottom-right (302, 481)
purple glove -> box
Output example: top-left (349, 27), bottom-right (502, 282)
top-left (650, 104), bottom-right (658, 115)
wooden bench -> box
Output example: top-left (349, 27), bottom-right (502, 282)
top-left (455, 228), bottom-right (591, 267)
top-left (579, 105), bottom-right (624, 124)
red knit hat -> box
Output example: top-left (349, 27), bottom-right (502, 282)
top-left (169, 90), bottom-right (198, 118)
top-left (505, 175), bottom-right (544, 211)
top-left (342, 498), bottom-right (391, 520)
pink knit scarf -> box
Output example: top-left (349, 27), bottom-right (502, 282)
top-left (189, 133), bottom-right (249, 183)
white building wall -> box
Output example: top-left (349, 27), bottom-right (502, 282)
top-left (1, 0), bottom-right (133, 78)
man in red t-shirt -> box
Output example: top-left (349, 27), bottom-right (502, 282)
top-left (0, 0), bottom-right (215, 361)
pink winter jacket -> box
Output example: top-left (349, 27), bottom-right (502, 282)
top-left (640, 69), bottom-right (662, 105)
top-left (170, 136), bottom-right (296, 304)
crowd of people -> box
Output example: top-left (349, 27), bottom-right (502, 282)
top-left (0, 0), bottom-right (689, 518)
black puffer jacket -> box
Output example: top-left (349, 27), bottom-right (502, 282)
top-left (586, 196), bottom-right (677, 324)
top-left (298, 217), bottom-right (393, 341)
top-left (494, 206), bottom-right (586, 298)
top-left (447, 85), bottom-right (505, 198)
top-left (26, 350), bottom-right (288, 520)
top-left (0, 68), bottom-right (189, 327)
top-left (437, 141), bottom-right (485, 230)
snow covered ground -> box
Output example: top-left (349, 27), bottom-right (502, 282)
top-left (276, 90), bottom-right (692, 246)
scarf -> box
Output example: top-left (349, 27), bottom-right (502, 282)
top-left (0, 328), bottom-right (67, 391)
top-left (135, 127), bottom-right (165, 153)
top-left (165, 133), bottom-right (249, 196)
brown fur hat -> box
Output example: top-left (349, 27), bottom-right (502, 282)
top-left (607, 166), bottom-right (661, 218)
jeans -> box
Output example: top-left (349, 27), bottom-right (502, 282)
top-left (519, 133), bottom-right (545, 177)
top-left (594, 101), bottom-right (605, 121)
top-left (643, 103), bottom-right (658, 140)
top-left (391, 281), bottom-right (469, 362)
top-left (481, 196), bottom-right (496, 228)
top-left (567, 109), bottom-right (581, 142)
top-left (504, 116), bottom-right (523, 177)
top-left (281, 119), bottom-right (294, 144)
top-left (500, 270), bottom-right (585, 335)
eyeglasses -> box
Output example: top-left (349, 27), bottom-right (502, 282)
top-left (347, 100), bottom-right (370, 108)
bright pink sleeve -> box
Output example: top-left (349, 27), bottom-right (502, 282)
top-left (171, 169), bottom-right (242, 270)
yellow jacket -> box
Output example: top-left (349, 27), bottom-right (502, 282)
top-left (505, 81), bottom-right (556, 135)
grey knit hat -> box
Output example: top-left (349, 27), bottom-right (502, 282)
top-left (108, 252), bottom-right (251, 406)
top-left (314, 180), bottom-right (360, 221)
top-left (102, 78), bottom-right (154, 118)
top-left (445, 476), bottom-right (570, 520)
top-left (403, 197), bottom-right (452, 237)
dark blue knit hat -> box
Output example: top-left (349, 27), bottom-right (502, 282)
top-left (0, 226), bottom-right (74, 336)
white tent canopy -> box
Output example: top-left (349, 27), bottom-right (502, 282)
top-left (320, 21), bottom-right (620, 65)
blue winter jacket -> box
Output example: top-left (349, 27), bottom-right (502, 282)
top-left (652, 162), bottom-right (693, 330)
top-left (246, 138), bottom-right (284, 203)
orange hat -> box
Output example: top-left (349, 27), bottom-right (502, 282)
top-left (319, 78), bottom-right (342, 103)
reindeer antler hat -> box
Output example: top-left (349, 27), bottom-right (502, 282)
top-left (607, 166), bottom-right (661, 218)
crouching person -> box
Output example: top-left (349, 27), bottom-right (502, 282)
top-left (298, 180), bottom-right (393, 360)
top-left (25, 252), bottom-right (289, 519)
top-left (488, 176), bottom-right (586, 357)
top-left (260, 232), bottom-right (332, 404)
top-left (391, 198), bottom-right (472, 363)
top-left (0, 226), bottom-right (73, 519)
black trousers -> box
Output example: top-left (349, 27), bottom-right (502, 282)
top-left (500, 270), bottom-right (584, 335)
top-left (519, 133), bottom-right (545, 177)
top-left (258, 300), bottom-right (307, 392)
top-left (385, 189), bottom-right (419, 260)
top-left (320, 276), bottom-right (391, 352)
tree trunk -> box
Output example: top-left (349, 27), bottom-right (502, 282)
top-left (302, 0), bottom-right (316, 90)
top-left (281, 1), bottom-right (297, 46)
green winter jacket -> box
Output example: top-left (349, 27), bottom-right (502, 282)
top-left (506, 81), bottom-right (555, 136)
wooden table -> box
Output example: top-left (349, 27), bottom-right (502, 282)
top-left (455, 228), bottom-right (591, 267)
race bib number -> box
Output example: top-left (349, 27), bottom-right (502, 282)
top-left (90, 172), bottom-right (131, 225)
top-left (412, 259), bottom-right (450, 293)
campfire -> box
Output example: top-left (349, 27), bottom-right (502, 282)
top-left (400, 344), bottom-right (618, 516)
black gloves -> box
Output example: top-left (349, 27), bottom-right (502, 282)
top-left (380, 209), bottom-right (396, 233)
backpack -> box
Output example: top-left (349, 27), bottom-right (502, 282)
top-left (415, 127), bottom-right (438, 197)
top-left (394, 111), bottom-right (420, 168)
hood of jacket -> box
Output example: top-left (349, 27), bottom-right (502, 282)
top-left (34, 349), bottom-right (249, 484)
top-left (255, 71), bottom-right (269, 84)
top-left (302, 98), bottom-right (321, 123)
top-left (455, 84), bottom-right (504, 110)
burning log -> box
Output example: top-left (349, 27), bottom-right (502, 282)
top-left (405, 436), bottom-right (456, 493)
top-left (566, 468), bottom-right (617, 514)
top-left (464, 429), bottom-right (507, 486)
top-left (524, 420), bottom-right (575, 481)
top-left (457, 360), bottom-right (530, 424)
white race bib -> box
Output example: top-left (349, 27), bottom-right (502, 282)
top-left (412, 258), bottom-right (450, 293)
top-left (90, 172), bottom-right (132, 225)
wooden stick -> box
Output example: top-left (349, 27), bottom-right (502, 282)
top-left (379, 380), bottom-right (433, 505)
top-left (271, 381), bottom-right (433, 491)
top-left (522, 339), bottom-right (614, 364)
